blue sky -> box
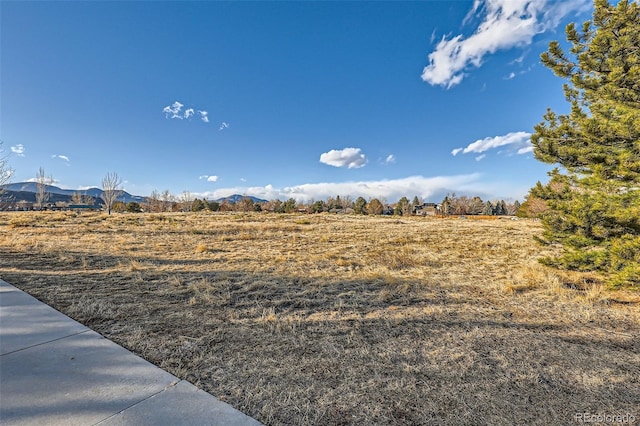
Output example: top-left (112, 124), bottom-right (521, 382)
top-left (1, 0), bottom-right (593, 203)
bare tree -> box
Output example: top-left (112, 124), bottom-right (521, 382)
top-left (0, 141), bottom-right (13, 194)
top-left (35, 167), bottom-right (51, 210)
top-left (71, 191), bottom-right (94, 206)
top-left (237, 196), bottom-right (255, 212)
top-left (367, 198), bottom-right (384, 215)
top-left (146, 190), bottom-right (161, 212)
top-left (161, 189), bottom-right (174, 212)
top-left (179, 190), bottom-right (194, 212)
top-left (0, 142), bottom-right (13, 209)
top-left (101, 172), bottom-right (123, 215)
top-left (71, 192), bottom-right (83, 205)
top-left (339, 195), bottom-right (353, 210)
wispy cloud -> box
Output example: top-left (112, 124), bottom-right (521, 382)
top-left (383, 154), bottom-right (396, 165)
top-left (163, 101), bottom-right (210, 123)
top-left (219, 122), bottom-right (229, 131)
top-left (452, 131), bottom-right (532, 157)
top-left (320, 147), bottom-right (367, 169)
top-left (52, 154), bottom-right (70, 164)
top-left (163, 101), bottom-right (185, 119)
top-left (517, 145), bottom-right (534, 155)
top-left (199, 175), bottom-right (219, 182)
top-left (421, 0), bottom-right (589, 88)
top-left (475, 154), bottom-right (486, 161)
top-left (11, 144), bottom-right (25, 157)
top-left (194, 173), bottom-right (528, 203)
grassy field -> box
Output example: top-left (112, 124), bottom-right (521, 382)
top-left (1, 211), bottom-right (638, 425)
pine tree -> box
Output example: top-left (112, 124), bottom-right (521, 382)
top-left (530, 0), bottom-right (640, 288)
top-left (395, 196), bottom-right (411, 216)
top-left (126, 202), bottom-right (142, 213)
top-left (411, 196), bottom-right (422, 212)
top-left (512, 200), bottom-right (521, 215)
top-left (191, 198), bottom-right (206, 212)
top-left (354, 197), bottom-right (367, 214)
top-left (270, 199), bottom-right (283, 213)
top-left (312, 200), bottom-right (326, 213)
top-left (482, 201), bottom-right (494, 216)
top-left (284, 198), bottom-right (297, 213)
top-left (334, 195), bottom-right (342, 210)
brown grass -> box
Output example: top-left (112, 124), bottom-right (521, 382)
top-left (1, 211), bottom-right (639, 425)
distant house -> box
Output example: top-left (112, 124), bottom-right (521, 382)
top-left (16, 201), bottom-right (34, 211)
top-left (414, 203), bottom-right (441, 216)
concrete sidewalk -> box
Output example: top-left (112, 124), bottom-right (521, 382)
top-left (0, 279), bottom-right (262, 426)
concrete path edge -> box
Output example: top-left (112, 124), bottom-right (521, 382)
top-left (0, 279), bottom-right (262, 426)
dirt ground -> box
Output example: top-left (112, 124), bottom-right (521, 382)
top-left (1, 211), bottom-right (638, 425)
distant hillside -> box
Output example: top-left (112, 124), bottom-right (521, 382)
top-left (214, 194), bottom-right (268, 204)
top-left (0, 184), bottom-right (268, 207)
top-left (0, 182), bottom-right (146, 205)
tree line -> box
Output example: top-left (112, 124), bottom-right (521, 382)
top-left (133, 192), bottom-right (522, 216)
top-left (0, 166), bottom-right (124, 215)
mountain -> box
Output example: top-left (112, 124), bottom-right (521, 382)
top-left (0, 182), bottom-right (146, 205)
top-left (214, 194), bottom-right (268, 204)
top-left (0, 184), bottom-right (267, 207)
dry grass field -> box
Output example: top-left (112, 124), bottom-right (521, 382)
top-left (1, 211), bottom-right (638, 425)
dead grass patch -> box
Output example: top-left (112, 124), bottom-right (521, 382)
top-left (1, 211), bottom-right (638, 425)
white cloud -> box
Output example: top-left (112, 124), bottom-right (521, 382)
top-left (163, 101), bottom-right (184, 119)
top-left (192, 173), bottom-right (528, 203)
top-left (52, 154), bottom-right (70, 163)
top-left (163, 102), bottom-right (210, 123)
top-left (320, 147), bottom-right (367, 169)
top-left (198, 173), bottom-right (483, 202)
top-left (475, 154), bottom-right (486, 161)
top-left (511, 53), bottom-right (526, 65)
top-left (11, 144), bottom-right (25, 157)
top-left (517, 145), bottom-right (534, 155)
top-left (199, 175), bottom-right (219, 182)
top-left (219, 122), bottom-right (229, 131)
top-left (452, 131), bottom-right (532, 157)
top-left (421, 0), bottom-right (589, 88)
top-left (384, 154), bottom-right (396, 164)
